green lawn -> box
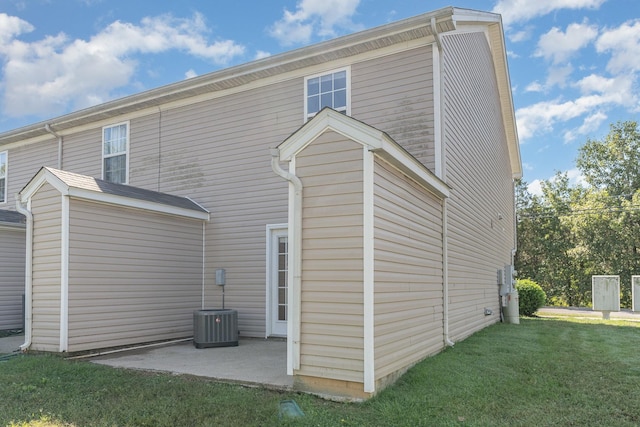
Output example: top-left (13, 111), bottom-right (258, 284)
top-left (1, 317), bottom-right (639, 426)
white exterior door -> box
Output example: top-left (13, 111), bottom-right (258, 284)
top-left (268, 226), bottom-right (288, 336)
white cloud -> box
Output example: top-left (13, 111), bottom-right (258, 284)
top-left (508, 27), bottom-right (533, 42)
top-left (566, 168), bottom-right (588, 188)
top-left (534, 21), bottom-right (598, 64)
top-left (516, 94), bottom-right (617, 141)
top-left (563, 111), bottom-right (607, 142)
top-left (0, 12), bottom-right (245, 118)
top-left (517, 69), bottom-right (638, 142)
top-left (525, 81), bottom-right (544, 92)
top-left (545, 64), bottom-right (574, 88)
top-left (0, 13), bottom-right (33, 43)
top-left (185, 69), bottom-right (197, 79)
top-left (254, 50), bottom-right (271, 60)
top-left (596, 19), bottom-right (640, 74)
top-left (269, 0), bottom-right (361, 46)
top-left (528, 179), bottom-right (543, 196)
top-left (527, 170), bottom-right (587, 196)
top-left (493, 0), bottom-right (606, 27)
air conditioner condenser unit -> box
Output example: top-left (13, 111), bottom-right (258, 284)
top-left (193, 309), bottom-right (239, 348)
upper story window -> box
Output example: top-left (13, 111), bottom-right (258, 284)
top-left (305, 67), bottom-right (350, 120)
top-left (0, 151), bottom-right (6, 203)
top-left (102, 122), bottom-right (129, 184)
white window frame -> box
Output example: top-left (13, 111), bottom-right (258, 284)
top-left (0, 151), bottom-right (7, 204)
top-left (101, 121), bottom-right (130, 184)
top-left (304, 66), bottom-right (351, 121)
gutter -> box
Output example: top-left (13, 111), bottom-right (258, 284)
top-left (15, 195), bottom-right (33, 352)
top-left (44, 124), bottom-right (63, 170)
top-left (270, 148), bottom-right (303, 375)
top-left (442, 199), bottom-right (455, 347)
top-left (431, 16), bottom-right (455, 348)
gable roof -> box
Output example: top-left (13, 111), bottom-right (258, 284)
top-left (0, 8), bottom-right (519, 174)
top-left (0, 209), bottom-right (26, 228)
top-left (19, 167), bottom-right (210, 220)
top-left (277, 108), bottom-right (450, 198)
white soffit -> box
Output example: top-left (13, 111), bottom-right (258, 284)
top-left (278, 108), bottom-right (450, 198)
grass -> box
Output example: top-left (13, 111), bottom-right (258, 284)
top-left (1, 316), bottom-right (639, 426)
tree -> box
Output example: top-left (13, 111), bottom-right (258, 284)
top-left (574, 121), bottom-right (640, 306)
top-left (577, 121), bottom-right (640, 200)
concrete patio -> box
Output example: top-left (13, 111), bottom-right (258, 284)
top-left (89, 338), bottom-right (292, 390)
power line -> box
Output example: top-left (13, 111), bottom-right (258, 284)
top-left (518, 205), bottom-right (640, 219)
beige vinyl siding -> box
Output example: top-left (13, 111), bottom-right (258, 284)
top-left (60, 128), bottom-right (102, 178)
top-left (352, 45), bottom-right (436, 171)
top-left (0, 226), bottom-right (26, 330)
top-left (66, 199), bottom-right (203, 352)
top-left (441, 32), bottom-right (516, 339)
top-left (124, 81), bottom-right (301, 336)
top-left (296, 131), bottom-right (364, 383)
top-left (373, 157), bottom-right (444, 380)
top-left (30, 183), bottom-right (62, 352)
top-left (4, 46), bottom-right (437, 338)
top-left (4, 140), bottom-right (58, 209)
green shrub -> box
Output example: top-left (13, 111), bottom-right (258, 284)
top-left (516, 279), bottom-right (547, 316)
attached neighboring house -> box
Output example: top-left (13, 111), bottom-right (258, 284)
top-left (0, 7), bottom-right (520, 399)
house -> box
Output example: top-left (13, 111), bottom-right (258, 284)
top-left (0, 209), bottom-right (26, 330)
top-left (0, 7), bottom-right (521, 399)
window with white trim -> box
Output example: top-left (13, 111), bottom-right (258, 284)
top-left (102, 122), bottom-right (129, 184)
top-left (0, 151), bottom-right (6, 203)
top-left (305, 67), bottom-right (350, 120)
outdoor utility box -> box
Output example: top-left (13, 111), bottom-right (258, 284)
top-left (633, 276), bottom-right (640, 312)
top-left (193, 309), bottom-right (239, 348)
top-left (592, 275), bottom-right (620, 318)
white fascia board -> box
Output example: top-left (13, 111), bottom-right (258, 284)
top-left (66, 187), bottom-right (210, 221)
top-left (451, 8), bottom-right (501, 24)
top-left (18, 168), bottom-right (68, 202)
top-left (280, 109), bottom-right (450, 198)
top-left (279, 109), bottom-right (383, 161)
top-left (372, 135), bottom-right (450, 199)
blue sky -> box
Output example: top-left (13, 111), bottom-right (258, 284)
top-left (0, 0), bottom-right (639, 194)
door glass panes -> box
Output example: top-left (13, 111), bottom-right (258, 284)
top-left (278, 236), bottom-right (288, 321)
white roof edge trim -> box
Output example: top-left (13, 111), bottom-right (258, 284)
top-left (278, 108), bottom-right (449, 198)
top-left (67, 188), bottom-right (210, 221)
top-left (18, 168), bottom-right (69, 202)
top-left (19, 168), bottom-right (209, 221)
top-left (374, 136), bottom-right (450, 198)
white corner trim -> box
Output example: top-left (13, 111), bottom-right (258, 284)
top-left (432, 42), bottom-right (443, 179)
top-left (363, 147), bottom-right (375, 393)
top-left (66, 187), bottom-right (210, 221)
top-left (60, 194), bottom-right (69, 352)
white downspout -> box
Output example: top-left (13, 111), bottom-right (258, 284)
top-left (442, 199), bottom-right (454, 347)
top-left (15, 195), bottom-right (33, 352)
top-left (432, 17), bottom-right (454, 347)
top-left (270, 148), bottom-right (303, 375)
top-left (44, 124), bottom-right (63, 170)
top-left (511, 180), bottom-right (517, 266)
